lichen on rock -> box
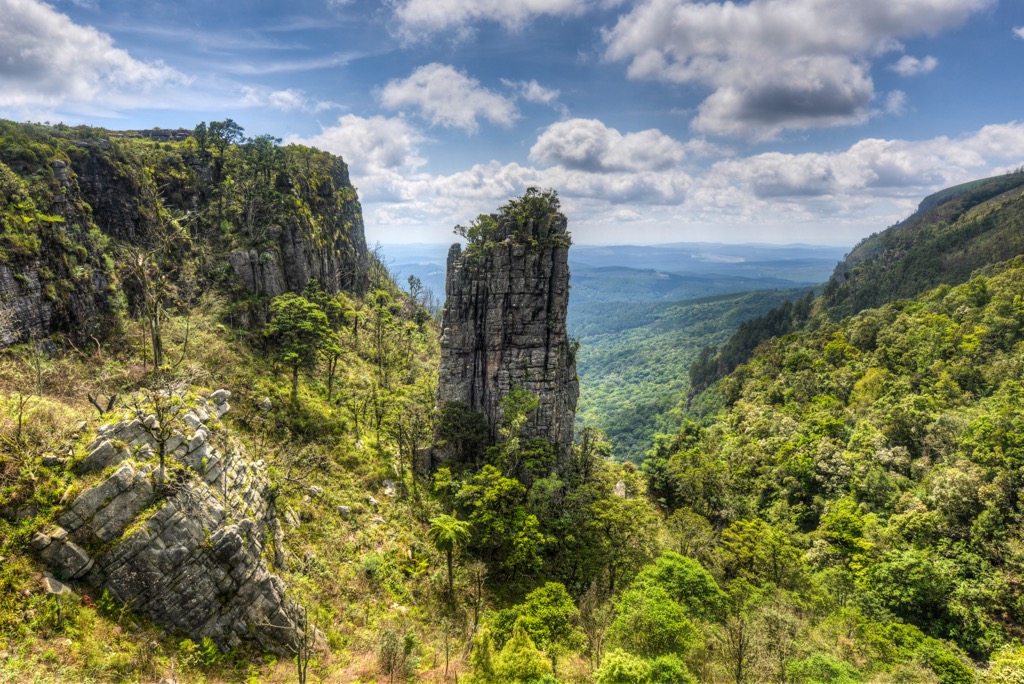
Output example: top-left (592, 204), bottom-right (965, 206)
top-left (34, 389), bottom-right (308, 655)
top-left (437, 189), bottom-right (579, 459)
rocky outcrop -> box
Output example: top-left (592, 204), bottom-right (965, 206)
top-left (0, 121), bottom-right (369, 349)
top-left (438, 207), bottom-right (578, 455)
top-left (33, 390), bottom-right (308, 655)
top-left (227, 154), bottom-right (368, 297)
top-left (0, 154), bottom-right (116, 347)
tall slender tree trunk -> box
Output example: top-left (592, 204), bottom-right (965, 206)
top-left (446, 549), bottom-right (454, 594)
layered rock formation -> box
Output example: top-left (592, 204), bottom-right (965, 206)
top-left (227, 155), bottom-right (368, 298)
top-left (0, 122), bottom-right (368, 348)
top-left (32, 390), bottom-right (308, 654)
top-left (438, 202), bottom-right (578, 455)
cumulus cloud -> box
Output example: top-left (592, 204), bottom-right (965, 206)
top-left (287, 114), bottom-right (428, 202)
top-left (530, 118), bottom-right (686, 172)
top-left (890, 55), bottom-right (938, 76)
top-left (703, 122), bottom-right (1024, 204)
top-left (603, 0), bottom-right (994, 139)
top-left (391, 0), bottom-right (588, 41)
top-left (240, 87), bottom-right (338, 113)
top-left (378, 63), bottom-right (518, 133)
top-left (0, 0), bottom-right (188, 110)
top-left (347, 118), bottom-right (1024, 244)
top-left (1015, 27), bottom-right (1024, 39)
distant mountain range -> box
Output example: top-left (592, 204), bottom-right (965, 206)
top-left (379, 241), bottom-right (849, 310)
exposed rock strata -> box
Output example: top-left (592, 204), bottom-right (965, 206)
top-left (33, 390), bottom-right (306, 654)
top-left (438, 211), bottom-right (578, 455)
top-left (0, 123), bottom-right (368, 348)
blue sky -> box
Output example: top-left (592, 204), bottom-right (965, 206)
top-left (2, 0), bottom-right (1024, 246)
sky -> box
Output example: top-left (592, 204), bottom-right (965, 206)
top-left (2, 0), bottom-right (1024, 247)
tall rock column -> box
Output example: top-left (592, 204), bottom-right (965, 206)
top-left (438, 195), bottom-right (579, 455)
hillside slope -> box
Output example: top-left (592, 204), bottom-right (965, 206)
top-left (823, 171), bottom-right (1024, 319)
top-left (690, 171), bottom-right (1024, 395)
top-left (649, 255), bottom-right (1024, 671)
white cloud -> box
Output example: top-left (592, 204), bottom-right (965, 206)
top-left (890, 55), bottom-right (938, 76)
top-left (240, 86), bottom-right (338, 113)
top-left (886, 90), bottom-right (909, 115)
top-left (1014, 26), bottom-right (1024, 39)
top-left (391, 0), bottom-right (587, 41)
top-left (0, 0), bottom-right (188, 110)
top-left (378, 63), bottom-right (518, 133)
top-left (287, 114), bottom-right (428, 202)
top-left (530, 118), bottom-right (686, 172)
top-left (703, 122), bottom-right (1024, 205)
top-left (502, 79), bottom-right (569, 116)
top-left (603, 0), bottom-right (994, 139)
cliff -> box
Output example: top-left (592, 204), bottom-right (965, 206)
top-left (32, 390), bottom-right (309, 655)
top-left (0, 120), bottom-right (368, 347)
top-left (438, 191), bottom-right (578, 455)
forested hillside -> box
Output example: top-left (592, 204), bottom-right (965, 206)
top-left (688, 170), bottom-right (1024, 397)
top-left (644, 256), bottom-right (1024, 680)
top-left (573, 289), bottom-right (810, 461)
top-left (3, 120), bottom-right (1024, 684)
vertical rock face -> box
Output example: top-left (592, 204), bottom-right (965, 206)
top-left (438, 208), bottom-right (578, 454)
top-left (226, 155), bottom-right (368, 297)
top-left (0, 123), bottom-right (369, 349)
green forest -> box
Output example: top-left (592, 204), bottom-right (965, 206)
top-left (1, 121), bottom-right (1024, 684)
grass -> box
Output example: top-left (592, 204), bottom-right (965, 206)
top-left (0, 297), bottom-right (481, 683)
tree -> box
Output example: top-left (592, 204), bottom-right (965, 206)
top-left (720, 519), bottom-right (806, 590)
top-left (207, 118), bottom-right (244, 180)
top-left (494, 620), bottom-right (554, 683)
top-left (593, 649), bottom-right (650, 684)
top-left (590, 496), bottom-right (661, 594)
top-left (493, 582), bottom-right (584, 672)
top-left (607, 583), bottom-right (699, 659)
top-left (632, 552), bottom-right (725, 622)
top-left (427, 514), bottom-right (470, 595)
top-left (264, 293), bottom-right (331, 406)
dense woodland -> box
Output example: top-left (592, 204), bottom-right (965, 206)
top-left (1, 122), bottom-right (1024, 683)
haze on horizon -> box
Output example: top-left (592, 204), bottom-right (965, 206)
top-left (2, 0), bottom-right (1023, 246)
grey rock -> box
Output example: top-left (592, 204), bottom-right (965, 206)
top-left (437, 211), bottom-right (578, 465)
top-left (382, 480), bottom-right (397, 497)
top-left (38, 527), bottom-right (93, 580)
top-left (79, 438), bottom-right (122, 473)
top-left (43, 573), bottom-right (73, 596)
top-left (36, 391), bottom-right (308, 656)
top-left (366, 495), bottom-right (379, 508)
top-left (41, 455), bottom-right (66, 468)
top-left (336, 505), bottom-right (350, 519)
top-left (209, 389), bottom-right (231, 405)
top-left (309, 485), bottom-right (324, 499)
top-left (284, 507), bottom-right (301, 529)
top-left (256, 397), bottom-right (272, 412)
top-left (613, 481), bottom-right (627, 498)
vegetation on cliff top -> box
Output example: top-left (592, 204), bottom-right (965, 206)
top-left (454, 187), bottom-right (570, 254)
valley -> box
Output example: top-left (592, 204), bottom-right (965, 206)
top-left (1, 120), bottom-right (1024, 684)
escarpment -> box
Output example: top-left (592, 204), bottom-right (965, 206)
top-left (438, 192), bottom-right (579, 456)
top-left (0, 121), bottom-right (368, 348)
top-left (32, 390), bottom-right (309, 654)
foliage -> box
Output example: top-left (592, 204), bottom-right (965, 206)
top-left (573, 288), bottom-right (806, 460)
top-left (264, 292), bottom-right (332, 404)
top-left (455, 187), bottom-right (569, 252)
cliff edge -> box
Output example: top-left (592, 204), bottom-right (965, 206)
top-left (438, 190), bottom-right (578, 456)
